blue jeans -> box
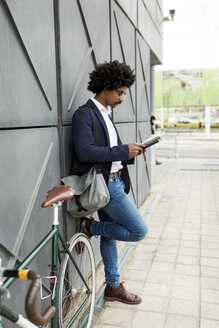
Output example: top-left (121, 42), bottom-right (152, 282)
top-left (90, 176), bottom-right (148, 287)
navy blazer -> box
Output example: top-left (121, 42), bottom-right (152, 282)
top-left (71, 99), bottom-right (134, 194)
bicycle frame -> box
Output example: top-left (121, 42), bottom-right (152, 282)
top-left (1, 204), bottom-right (91, 328)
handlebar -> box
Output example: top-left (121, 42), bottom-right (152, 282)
top-left (3, 269), bottom-right (56, 326)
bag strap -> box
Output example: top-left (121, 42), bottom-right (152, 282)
top-left (90, 108), bottom-right (103, 173)
top-left (90, 108), bottom-right (99, 146)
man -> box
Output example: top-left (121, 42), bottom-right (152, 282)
top-left (150, 115), bottom-right (156, 134)
top-left (72, 60), bottom-right (148, 304)
top-left (150, 115), bottom-right (162, 165)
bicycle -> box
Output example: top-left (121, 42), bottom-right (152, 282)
top-left (0, 185), bottom-right (96, 328)
top-left (0, 268), bottom-right (55, 327)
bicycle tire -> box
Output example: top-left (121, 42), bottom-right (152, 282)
top-left (58, 233), bottom-right (96, 328)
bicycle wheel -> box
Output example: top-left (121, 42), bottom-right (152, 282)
top-left (58, 233), bottom-right (96, 328)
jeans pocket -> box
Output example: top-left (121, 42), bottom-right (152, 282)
top-left (119, 177), bottom-right (125, 190)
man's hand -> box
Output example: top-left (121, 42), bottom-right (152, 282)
top-left (128, 143), bottom-right (146, 158)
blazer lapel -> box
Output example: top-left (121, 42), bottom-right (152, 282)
top-left (85, 99), bottom-right (111, 145)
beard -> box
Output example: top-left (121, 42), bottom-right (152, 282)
top-left (111, 101), bottom-right (121, 108)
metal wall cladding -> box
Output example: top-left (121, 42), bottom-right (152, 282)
top-left (0, 0), bottom-right (57, 128)
top-left (60, 0), bottom-right (110, 124)
top-left (136, 33), bottom-right (151, 122)
top-left (116, 0), bottom-right (137, 27)
top-left (111, 1), bottom-right (136, 123)
top-left (0, 128), bottom-right (60, 261)
top-left (137, 122), bottom-right (152, 206)
top-left (115, 122), bottom-right (137, 204)
top-left (0, 0), bottom-right (162, 324)
top-left (138, 0), bottom-right (163, 63)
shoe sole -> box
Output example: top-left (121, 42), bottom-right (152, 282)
top-left (104, 296), bottom-right (141, 304)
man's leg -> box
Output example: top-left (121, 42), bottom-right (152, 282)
top-left (91, 177), bottom-right (148, 242)
top-left (78, 177), bottom-right (148, 303)
top-left (98, 209), bottom-right (120, 287)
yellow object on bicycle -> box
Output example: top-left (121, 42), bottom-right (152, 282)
top-left (18, 269), bottom-right (29, 280)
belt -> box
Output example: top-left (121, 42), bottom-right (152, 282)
top-left (109, 170), bottom-right (122, 178)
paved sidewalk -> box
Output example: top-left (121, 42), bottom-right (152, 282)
top-left (94, 155), bottom-right (219, 328)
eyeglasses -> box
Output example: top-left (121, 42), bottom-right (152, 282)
top-left (116, 89), bottom-right (127, 98)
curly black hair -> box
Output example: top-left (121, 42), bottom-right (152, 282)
top-left (87, 60), bottom-right (135, 94)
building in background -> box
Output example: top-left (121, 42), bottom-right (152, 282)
top-left (0, 1), bottom-right (162, 323)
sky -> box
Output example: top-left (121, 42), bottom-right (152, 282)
top-left (157, 0), bottom-right (219, 71)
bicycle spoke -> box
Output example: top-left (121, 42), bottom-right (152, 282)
top-left (58, 234), bottom-right (95, 328)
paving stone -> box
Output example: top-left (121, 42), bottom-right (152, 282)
top-left (98, 307), bottom-right (134, 327)
top-left (201, 242), bottom-right (219, 250)
top-left (201, 303), bottom-right (219, 321)
top-left (165, 314), bottom-right (198, 328)
top-left (201, 258), bottom-right (219, 268)
top-left (132, 310), bottom-right (166, 328)
top-left (176, 264), bottom-right (200, 276)
top-left (200, 318), bottom-right (219, 328)
top-left (171, 285), bottom-right (199, 301)
top-left (168, 299), bottom-right (199, 317)
top-left (201, 277), bottom-right (219, 290)
top-left (180, 240), bottom-right (200, 248)
top-left (147, 271), bottom-right (174, 284)
top-left (121, 268), bottom-right (148, 281)
top-left (154, 253), bottom-right (177, 263)
top-left (179, 247), bottom-right (200, 257)
top-left (201, 267), bottom-right (219, 279)
top-left (150, 262), bottom-right (175, 273)
top-left (160, 239), bottom-right (179, 247)
top-left (201, 289), bottom-right (219, 304)
top-left (173, 273), bottom-right (200, 288)
top-left (201, 250), bottom-right (219, 259)
top-left (126, 258), bottom-right (151, 270)
top-left (157, 246), bottom-right (178, 254)
top-left (177, 255), bottom-right (200, 266)
top-left (137, 295), bottom-right (169, 312)
top-left (143, 282), bottom-right (171, 297)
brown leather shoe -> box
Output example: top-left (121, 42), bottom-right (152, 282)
top-left (104, 283), bottom-right (142, 304)
top-left (75, 217), bottom-right (94, 254)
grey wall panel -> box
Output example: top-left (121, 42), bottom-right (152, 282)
top-left (137, 121), bottom-right (151, 206)
top-left (6, 0), bottom-right (57, 110)
top-left (80, 0), bottom-right (110, 64)
top-left (111, 2), bottom-right (136, 122)
top-left (138, 0), bottom-right (162, 64)
top-left (0, 128), bottom-right (60, 258)
top-left (0, 127), bottom-right (60, 328)
top-left (115, 122), bottom-right (137, 204)
top-left (63, 126), bottom-right (74, 177)
top-left (0, 1), bottom-right (57, 128)
top-left (116, 0), bottom-right (137, 26)
top-left (60, 0), bottom-right (110, 124)
top-left (136, 33), bottom-right (151, 121)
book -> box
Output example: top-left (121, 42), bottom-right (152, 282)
top-left (142, 135), bottom-right (162, 148)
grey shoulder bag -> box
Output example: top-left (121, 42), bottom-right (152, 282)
top-left (62, 109), bottom-right (110, 217)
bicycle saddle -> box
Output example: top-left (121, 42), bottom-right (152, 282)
top-left (41, 185), bottom-right (74, 208)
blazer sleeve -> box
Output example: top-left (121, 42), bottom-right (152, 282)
top-left (72, 107), bottom-right (130, 163)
